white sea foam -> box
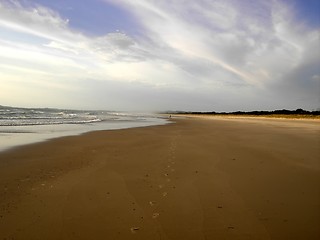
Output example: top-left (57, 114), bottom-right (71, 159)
top-left (0, 106), bottom-right (169, 152)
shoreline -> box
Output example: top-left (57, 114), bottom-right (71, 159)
top-left (0, 117), bottom-right (319, 239)
top-left (0, 116), bottom-right (170, 153)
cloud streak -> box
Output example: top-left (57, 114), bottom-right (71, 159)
top-left (0, 0), bottom-right (319, 111)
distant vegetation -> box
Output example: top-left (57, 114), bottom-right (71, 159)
top-left (167, 109), bottom-right (320, 119)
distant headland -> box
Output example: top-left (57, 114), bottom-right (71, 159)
top-left (166, 109), bottom-right (320, 119)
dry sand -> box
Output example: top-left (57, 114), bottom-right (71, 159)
top-left (0, 117), bottom-right (319, 240)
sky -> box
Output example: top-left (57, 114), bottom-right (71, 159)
top-left (0, 0), bottom-right (319, 111)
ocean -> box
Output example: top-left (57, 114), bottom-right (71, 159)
top-left (0, 106), bottom-right (169, 152)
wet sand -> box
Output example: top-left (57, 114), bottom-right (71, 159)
top-left (0, 117), bottom-right (319, 240)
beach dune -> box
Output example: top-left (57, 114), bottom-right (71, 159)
top-left (0, 117), bottom-right (319, 239)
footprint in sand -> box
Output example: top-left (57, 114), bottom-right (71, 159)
top-left (130, 227), bottom-right (140, 233)
top-left (149, 201), bottom-right (156, 206)
top-left (152, 213), bottom-right (160, 219)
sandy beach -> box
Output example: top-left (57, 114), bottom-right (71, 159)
top-left (0, 117), bottom-right (319, 240)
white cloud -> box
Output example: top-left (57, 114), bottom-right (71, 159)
top-left (0, 1), bottom-right (147, 81)
top-left (0, 0), bottom-right (319, 110)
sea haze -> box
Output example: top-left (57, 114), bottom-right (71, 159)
top-left (0, 106), bottom-right (169, 152)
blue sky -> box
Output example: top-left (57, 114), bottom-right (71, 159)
top-left (0, 0), bottom-right (319, 111)
top-left (289, 0), bottom-right (320, 27)
top-left (32, 0), bottom-right (141, 36)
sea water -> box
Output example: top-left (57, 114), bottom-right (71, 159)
top-left (0, 106), bottom-right (169, 152)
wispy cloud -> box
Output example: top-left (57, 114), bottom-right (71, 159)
top-left (105, 0), bottom-right (320, 108)
top-left (0, 0), bottom-right (319, 110)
